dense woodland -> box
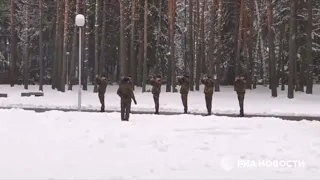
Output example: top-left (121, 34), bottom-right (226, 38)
top-left (0, 0), bottom-right (320, 98)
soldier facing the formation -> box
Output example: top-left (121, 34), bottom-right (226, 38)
top-left (95, 74), bottom-right (108, 112)
top-left (178, 74), bottom-right (190, 114)
top-left (201, 75), bottom-right (215, 115)
top-left (150, 75), bottom-right (162, 114)
top-left (234, 76), bottom-right (246, 117)
top-left (117, 77), bottom-right (137, 121)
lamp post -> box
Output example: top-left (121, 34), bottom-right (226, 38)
top-left (75, 14), bottom-right (85, 111)
top-left (66, 51), bottom-right (70, 88)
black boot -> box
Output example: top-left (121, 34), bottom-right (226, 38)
top-left (184, 108), bottom-right (188, 114)
top-left (100, 106), bottom-right (105, 112)
top-left (154, 110), bottom-right (159, 114)
top-left (239, 109), bottom-right (244, 117)
top-left (208, 110), bottom-right (211, 115)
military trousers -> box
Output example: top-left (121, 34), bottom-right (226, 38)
top-left (98, 93), bottom-right (105, 111)
top-left (121, 99), bottom-right (131, 120)
top-left (205, 94), bottom-right (213, 114)
top-left (181, 93), bottom-right (188, 113)
top-left (237, 92), bottom-right (245, 115)
top-left (153, 93), bottom-right (160, 113)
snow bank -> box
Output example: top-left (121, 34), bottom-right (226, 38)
top-left (0, 109), bottom-right (319, 179)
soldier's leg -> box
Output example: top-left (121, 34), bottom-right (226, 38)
top-left (125, 101), bottom-right (132, 120)
top-left (98, 93), bottom-right (105, 112)
top-left (237, 93), bottom-right (245, 116)
top-left (153, 94), bottom-right (159, 114)
top-left (183, 94), bottom-right (188, 113)
top-left (121, 100), bottom-right (125, 120)
top-left (205, 95), bottom-right (212, 115)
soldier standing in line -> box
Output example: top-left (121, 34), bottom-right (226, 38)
top-left (95, 74), bottom-right (108, 112)
top-left (178, 74), bottom-right (190, 114)
top-left (117, 77), bottom-right (137, 121)
top-left (150, 75), bottom-right (162, 114)
top-left (201, 76), bottom-right (215, 115)
top-left (234, 76), bottom-right (246, 117)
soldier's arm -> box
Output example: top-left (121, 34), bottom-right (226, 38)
top-left (201, 78), bottom-right (206, 85)
top-left (130, 89), bottom-right (137, 103)
top-left (117, 87), bottom-right (122, 97)
top-left (96, 77), bottom-right (101, 84)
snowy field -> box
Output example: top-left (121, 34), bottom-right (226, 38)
top-left (0, 84), bottom-right (320, 116)
top-left (0, 109), bottom-right (319, 179)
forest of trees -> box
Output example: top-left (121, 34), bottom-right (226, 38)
top-left (0, 0), bottom-right (319, 98)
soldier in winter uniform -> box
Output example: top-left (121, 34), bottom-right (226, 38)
top-left (178, 75), bottom-right (190, 113)
top-left (117, 77), bottom-right (137, 121)
top-left (150, 75), bottom-right (162, 114)
top-left (95, 74), bottom-right (108, 112)
top-left (234, 76), bottom-right (246, 117)
top-left (201, 76), bottom-right (215, 115)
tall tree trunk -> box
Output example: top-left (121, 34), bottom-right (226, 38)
top-left (306, 0), bottom-right (313, 94)
top-left (188, 0), bottom-right (194, 91)
top-left (166, 0), bottom-right (173, 92)
top-left (83, 0), bottom-right (90, 90)
top-left (93, 0), bottom-right (99, 92)
top-left (208, 0), bottom-right (216, 77)
top-left (39, 0), bottom-right (44, 91)
top-left (200, 1), bottom-right (205, 76)
top-left (288, 0), bottom-right (296, 99)
top-left (255, 0), bottom-right (267, 84)
top-left (279, 22), bottom-right (285, 91)
top-left (69, 0), bottom-right (80, 91)
top-left (130, 0), bottom-right (137, 84)
top-left (119, 0), bottom-right (127, 77)
top-left (245, 0), bottom-right (254, 89)
top-left (9, 0), bottom-right (16, 87)
top-left (142, 0), bottom-right (148, 92)
top-left (155, 0), bottom-right (162, 75)
top-left (215, 0), bottom-right (223, 92)
top-left (236, 0), bottom-right (245, 77)
top-left (61, 0), bottom-right (70, 92)
top-left (267, 0), bottom-right (277, 97)
top-left (195, 0), bottom-right (200, 91)
top-left (23, 1), bottom-right (29, 90)
top-left (99, 0), bottom-right (106, 77)
top-left (171, 0), bottom-right (177, 92)
top-left (137, 31), bottom-right (143, 86)
top-left (53, 0), bottom-right (61, 90)
top-left (183, 0), bottom-right (187, 73)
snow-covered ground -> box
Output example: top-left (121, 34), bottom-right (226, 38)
top-left (0, 85), bottom-right (319, 116)
top-left (0, 109), bottom-right (319, 179)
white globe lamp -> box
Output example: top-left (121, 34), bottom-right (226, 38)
top-left (75, 14), bottom-right (85, 27)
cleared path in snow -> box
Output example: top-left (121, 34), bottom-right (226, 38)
top-left (0, 106), bottom-right (319, 121)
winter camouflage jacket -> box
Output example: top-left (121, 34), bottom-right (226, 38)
top-left (234, 78), bottom-right (246, 93)
top-left (201, 78), bottom-right (214, 95)
top-left (117, 82), bottom-right (136, 102)
top-left (151, 77), bottom-right (162, 94)
top-left (96, 77), bottom-right (108, 94)
top-left (178, 77), bottom-right (190, 94)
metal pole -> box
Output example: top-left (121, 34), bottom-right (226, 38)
top-left (66, 53), bottom-right (69, 87)
top-left (78, 27), bottom-right (82, 111)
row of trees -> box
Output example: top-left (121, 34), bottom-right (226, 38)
top-left (0, 0), bottom-right (319, 98)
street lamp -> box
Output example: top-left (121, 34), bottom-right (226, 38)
top-left (75, 14), bottom-right (85, 111)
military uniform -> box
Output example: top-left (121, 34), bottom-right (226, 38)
top-left (96, 75), bottom-right (108, 112)
top-left (117, 77), bottom-right (137, 121)
top-left (234, 76), bottom-right (246, 117)
top-left (151, 75), bottom-right (162, 114)
top-left (178, 75), bottom-right (190, 113)
top-left (201, 77), bottom-right (214, 115)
